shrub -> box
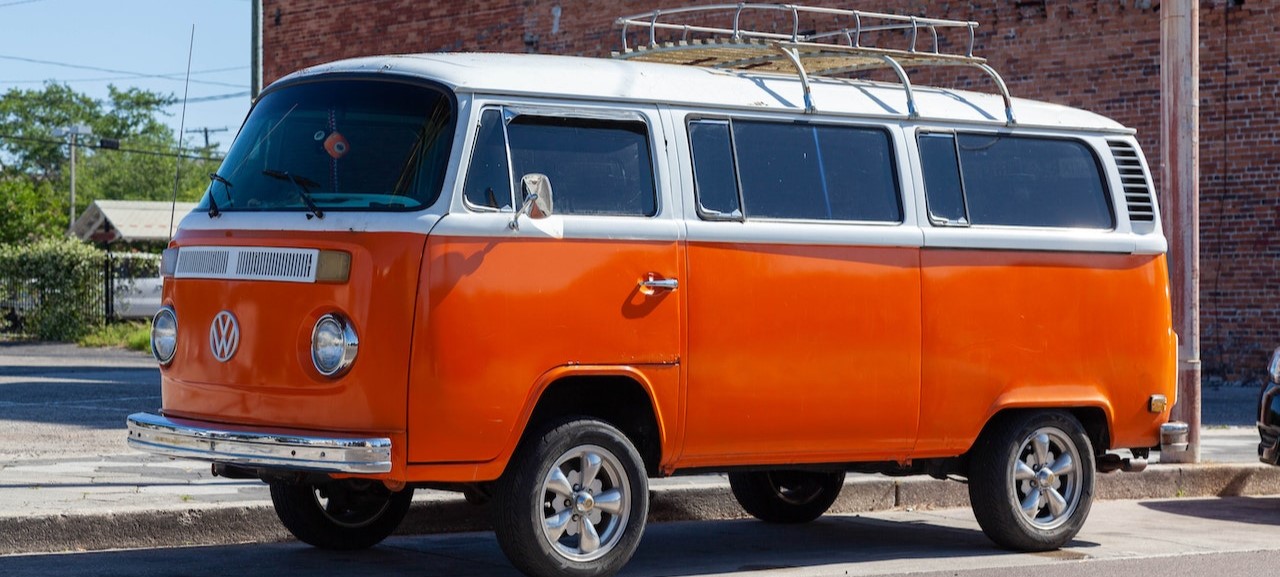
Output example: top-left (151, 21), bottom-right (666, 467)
top-left (0, 237), bottom-right (106, 341)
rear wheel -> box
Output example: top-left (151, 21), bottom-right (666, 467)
top-left (269, 479), bottom-right (413, 550)
top-left (494, 418), bottom-right (648, 577)
top-left (728, 470), bottom-right (845, 524)
top-left (968, 410), bottom-right (1095, 551)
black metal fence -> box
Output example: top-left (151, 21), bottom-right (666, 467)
top-left (0, 251), bottom-right (160, 339)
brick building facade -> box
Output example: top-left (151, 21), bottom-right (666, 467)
top-left (261, 0), bottom-right (1278, 383)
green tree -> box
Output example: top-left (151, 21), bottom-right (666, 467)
top-left (0, 178), bottom-right (64, 244)
top-left (0, 83), bottom-right (221, 239)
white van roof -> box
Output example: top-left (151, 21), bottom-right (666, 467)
top-left (276, 52), bottom-right (1130, 134)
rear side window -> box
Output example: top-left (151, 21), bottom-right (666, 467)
top-left (687, 119), bottom-right (901, 223)
top-left (920, 132), bottom-right (1113, 229)
top-left (463, 110), bottom-right (658, 217)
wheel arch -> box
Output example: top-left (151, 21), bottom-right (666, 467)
top-left (974, 405), bottom-right (1112, 459)
top-left (509, 366), bottom-right (668, 477)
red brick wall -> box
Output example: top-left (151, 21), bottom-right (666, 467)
top-left (262, 0), bottom-right (1278, 384)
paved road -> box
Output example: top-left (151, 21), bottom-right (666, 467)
top-left (0, 496), bottom-right (1276, 577)
top-left (0, 342), bottom-right (158, 460)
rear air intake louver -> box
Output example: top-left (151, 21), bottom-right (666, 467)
top-left (1108, 140), bottom-right (1155, 222)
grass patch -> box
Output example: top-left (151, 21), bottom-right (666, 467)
top-left (78, 321), bottom-right (150, 353)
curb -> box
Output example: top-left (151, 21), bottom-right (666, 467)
top-left (2, 463), bottom-right (1278, 556)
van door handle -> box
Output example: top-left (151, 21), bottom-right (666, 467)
top-left (639, 273), bottom-right (678, 295)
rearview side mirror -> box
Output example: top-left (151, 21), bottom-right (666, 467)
top-left (509, 173), bottom-right (554, 230)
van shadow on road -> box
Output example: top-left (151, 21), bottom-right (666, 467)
top-left (1140, 496), bottom-right (1280, 527)
top-left (0, 514), bottom-right (1099, 577)
top-left (0, 365), bottom-right (159, 430)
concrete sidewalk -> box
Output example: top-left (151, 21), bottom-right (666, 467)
top-left (1, 342), bottom-right (1277, 555)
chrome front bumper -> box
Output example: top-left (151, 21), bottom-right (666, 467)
top-left (126, 412), bottom-right (392, 474)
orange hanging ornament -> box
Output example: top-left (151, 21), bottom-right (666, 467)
top-left (324, 131), bottom-right (349, 159)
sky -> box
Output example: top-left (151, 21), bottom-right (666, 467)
top-left (0, 0), bottom-right (251, 153)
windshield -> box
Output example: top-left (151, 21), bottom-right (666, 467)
top-left (200, 79), bottom-right (454, 214)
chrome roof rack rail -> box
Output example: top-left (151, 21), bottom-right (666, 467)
top-left (613, 3), bottom-right (1015, 124)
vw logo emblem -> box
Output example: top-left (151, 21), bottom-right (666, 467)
top-left (209, 311), bottom-right (240, 362)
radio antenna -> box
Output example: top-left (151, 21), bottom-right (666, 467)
top-left (168, 25), bottom-right (195, 242)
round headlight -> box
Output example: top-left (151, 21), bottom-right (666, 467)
top-left (311, 314), bottom-right (358, 377)
top-left (1269, 347), bottom-right (1280, 384)
top-left (151, 306), bottom-right (178, 365)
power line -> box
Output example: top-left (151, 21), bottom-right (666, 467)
top-left (180, 91), bottom-right (250, 104)
top-left (0, 55), bottom-right (248, 89)
top-left (0, 0), bottom-right (44, 8)
top-left (0, 133), bottom-right (224, 162)
top-left (0, 66), bottom-right (249, 85)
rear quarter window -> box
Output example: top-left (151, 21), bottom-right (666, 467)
top-left (920, 132), bottom-right (1113, 229)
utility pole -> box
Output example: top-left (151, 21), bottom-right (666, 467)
top-left (1161, 0), bottom-right (1200, 463)
top-left (53, 124), bottom-right (94, 231)
top-left (251, 0), bottom-right (263, 98)
top-left (185, 126), bottom-right (228, 149)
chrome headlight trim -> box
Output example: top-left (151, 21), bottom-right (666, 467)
top-left (311, 313), bottom-right (358, 377)
top-left (1268, 347), bottom-right (1280, 384)
top-left (151, 306), bottom-right (178, 365)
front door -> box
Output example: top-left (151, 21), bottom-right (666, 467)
top-left (407, 101), bottom-right (682, 465)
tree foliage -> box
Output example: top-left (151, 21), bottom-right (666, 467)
top-left (0, 82), bottom-right (221, 241)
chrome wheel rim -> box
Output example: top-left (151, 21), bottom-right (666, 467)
top-left (1011, 427), bottom-right (1082, 531)
top-left (539, 444), bottom-right (630, 562)
top-left (312, 483), bottom-right (391, 529)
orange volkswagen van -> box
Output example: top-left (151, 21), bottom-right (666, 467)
top-left (128, 5), bottom-right (1179, 577)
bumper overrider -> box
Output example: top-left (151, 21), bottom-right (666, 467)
top-left (126, 412), bottom-right (392, 474)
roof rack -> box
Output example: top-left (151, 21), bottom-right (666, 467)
top-left (613, 3), bottom-right (1015, 124)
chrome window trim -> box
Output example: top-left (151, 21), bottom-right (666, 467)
top-left (685, 114), bottom-right (906, 225)
top-left (916, 128), bottom-right (1117, 232)
top-left (459, 104), bottom-right (661, 218)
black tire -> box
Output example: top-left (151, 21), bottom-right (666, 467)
top-left (968, 410), bottom-right (1096, 551)
top-left (269, 479), bottom-right (414, 550)
top-left (728, 470), bottom-right (846, 523)
top-left (494, 418), bottom-right (649, 577)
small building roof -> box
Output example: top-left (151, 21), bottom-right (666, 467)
top-left (72, 200), bottom-right (198, 244)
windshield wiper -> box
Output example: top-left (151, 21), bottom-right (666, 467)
top-left (206, 172), bottom-right (233, 218)
top-left (262, 168), bottom-right (324, 219)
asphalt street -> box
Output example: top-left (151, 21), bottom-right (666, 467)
top-left (0, 497), bottom-right (1277, 577)
top-left (0, 342), bottom-right (159, 460)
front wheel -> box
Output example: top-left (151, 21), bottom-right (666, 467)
top-left (269, 479), bottom-right (414, 550)
top-left (494, 419), bottom-right (649, 577)
top-left (968, 410), bottom-right (1096, 551)
top-left (728, 470), bottom-right (845, 523)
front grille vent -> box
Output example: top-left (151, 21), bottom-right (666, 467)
top-left (1108, 140), bottom-right (1156, 222)
top-left (175, 248), bottom-right (230, 276)
top-left (175, 247), bottom-right (319, 283)
top-left (235, 250), bottom-right (315, 280)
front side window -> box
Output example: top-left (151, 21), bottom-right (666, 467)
top-left (202, 79), bottom-right (454, 213)
top-left (919, 132), bottom-right (1113, 229)
top-left (463, 111), bottom-right (657, 217)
